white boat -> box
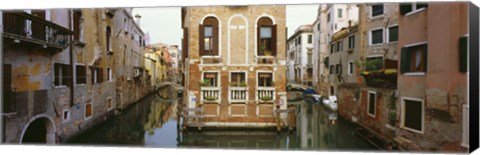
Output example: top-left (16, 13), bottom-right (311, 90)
top-left (322, 96), bottom-right (338, 111)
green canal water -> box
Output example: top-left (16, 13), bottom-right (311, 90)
top-left (67, 93), bottom-right (377, 151)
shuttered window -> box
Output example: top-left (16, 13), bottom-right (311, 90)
top-left (54, 63), bottom-right (72, 87)
top-left (402, 99), bottom-right (423, 133)
top-left (199, 17), bottom-right (219, 56)
top-left (459, 36), bottom-right (468, 72)
top-left (106, 26), bottom-right (111, 52)
top-left (400, 43), bottom-right (428, 74)
top-left (388, 26), bottom-right (398, 42)
top-left (90, 67), bottom-right (103, 84)
top-left (73, 10), bottom-right (82, 41)
top-left (85, 103), bottom-right (92, 119)
top-left (400, 3), bottom-right (428, 16)
top-left (348, 35), bottom-right (355, 49)
top-left (257, 17), bottom-right (277, 56)
top-left (258, 73), bottom-right (273, 87)
top-left (368, 91), bottom-right (376, 117)
top-left (231, 72), bottom-right (246, 85)
top-left (76, 65), bottom-right (86, 84)
top-left (371, 4), bottom-right (384, 17)
top-left (370, 29), bottom-right (383, 45)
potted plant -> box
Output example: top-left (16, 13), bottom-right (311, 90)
top-left (199, 80), bottom-right (211, 87)
top-left (260, 96), bottom-right (273, 102)
top-left (270, 81), bottom-right (276, 87)
top-left (204, 96), bottom-right (216, 101)
top-left (230, 83), bottom-right (238, 87)
top-left (239, 82), bottom-right (247, 87)
top-left (264, 50), bottom-right (272, 56)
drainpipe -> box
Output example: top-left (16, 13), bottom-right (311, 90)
top-left (69, 9), bottom-right (75, 107)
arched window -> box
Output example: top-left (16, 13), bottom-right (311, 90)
top-left (257, 17), bottom-right (276, 56)
top-left (199, 17), bottom-right (219, 56)
top-left (106, 26), bottom-right (112, 52)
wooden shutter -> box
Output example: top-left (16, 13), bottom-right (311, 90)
top-left (3, 64), bottom-right (12, 113)
top-left (423, 44), bottom-right (428, 73)
top-left (199, 24), bottom-right (204, 56)
top-left (63, 64), bottom-right (73, 87)
top-left (459, 36), bottom-right (468, 72)
top-left (257, 25), bottom-right (261, 55)
top-left (73, 11), bottom-right (81, 41)
top-left (272, 25), bottom-right (277, 56)
top-left (400, 4), bottom-right (412, 15)
top-left (213, 21), bottom-right (219, 55)
top-left (400, 47), bottom-right (410, 74)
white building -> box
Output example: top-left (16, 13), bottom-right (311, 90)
top-left (312, 4), bottom-right (330, 95)
top-left (325, 4), bottom-right (359, 43)
top-left (287, 25), bottom-right (313, 86)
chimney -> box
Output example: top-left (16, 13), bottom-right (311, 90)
top-left (135, 14), bottom-right (142, 27)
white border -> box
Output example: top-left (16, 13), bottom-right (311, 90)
top-left (386, 24), bottom-right (398, 43)
top-left (200, 14), bottom-right (222, 58)
top-left (367, 91), bottom-right (376, 117)
top-left (400, 97), bottom-right (425, 134)
top-left (348, 60), bottom-right (354, 75)
top-left (368, 27), bottom-right (384, 46)
top-left (369, 3), bottom-right (384, 19)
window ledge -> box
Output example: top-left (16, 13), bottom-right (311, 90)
top-left (369, 43), bottom-right (384, 47)
top-left (369, 14), bottom-right (384, 20)
top-left (75, 84), bottom-right (86, 87)
top-left (54, 85), bottom-right (68, 89)
top-left (401, 126), bottom-right (424, 134)
top-left (201, 55), bottom-right (221, 59)
top-left (405, 8), bottom-right (427, 17)
top-left (404, 72), bottom-right (425, 76)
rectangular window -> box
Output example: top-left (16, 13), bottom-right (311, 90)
top-left (204, 26), bottom-right (213, 52)
top-left (327, 13), bottom-right (331, 22)
top-left (73, 10), bottom-right (81, 41)
top-left (308, 35), bottom-right (312, 44)
top-left (260, 27), bottom-right (273, 55)
top-left (368, 91), bottom-right (376, 117)
top-left (76, 65), bottom-right (86, 84)
top-left (85, 102), bottom-right (92, 119)
top-left (337, 64), bottom-right (341, 74)
top-left (400, 3), bottom-right (428, 16)
top-left (329, 65), bottom-right (334, 74)
top-left (203, 72), bottom-right (219, 87)
top-left (348, 35), bottom-right (355, 49)
top-left (62, 109), bottom-right (70, 122)
top-left (402, 98), bottom-right (424, 133)
top-left (338, 8), bottom-right (343, 18)
top-left (90, 67), bottom-right (103, 84)
top-left (54, 63), bottom-right (70, 87)
top-left (400, 43), bottom-right (428, 74)
top-left (330, 44), bottom-right (335, 54)
top-left (371, 29), bottom-right (383, 45)
top-left (297, 36), bottom-right (302, 45)
top-left (258, 73), bottom-right (273, 87)
top-left (388, 26), bottom-right (398, 42)
top-left (107, 67), bottom-right (112, 82)
top-left (348, 61), bottom-right (354, 75)
top-left (107, 97), bottom-right (113, 111)
top-left (371, 4), bottom-right (384, 17)
top-left (231, 72), bottom-right (246, 86)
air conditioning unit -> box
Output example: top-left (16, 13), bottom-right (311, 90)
top-left (133, 68), bottom-right (141, 77)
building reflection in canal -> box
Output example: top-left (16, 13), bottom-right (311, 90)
top-left (68, 92), bottom-right (376, 151)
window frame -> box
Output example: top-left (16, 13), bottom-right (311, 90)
top-left (337, 8), bottom-right (343, 18)
top-left (54, 63), bottom-right (70, 88)
top-left (369, 27), bottom-right (384, 46)
top-left (387, 24), bottom-right (399, 43)
top-left (307, 34), bottom-right (312, 44)
top-left (107, 67), bottom-right (112, 82)
top-left (257, 17), bottom-right (276, 57)
top-left (401, 42), bottom-right (428, 76)
top-left (402, 3), bottom-right (428, 17)
top-left (370, 4), bottom-right (385, 19)
top-left (256, 71), bottom-right (274, 88)
top-left (335, 64), bottom-right (341, 74)
top-left (348, 35), bottom-right (355, 49)
top-left (107, 97), bottom-right (113, 111)
top-left (84, 102), bottom-right (93, 121)
top-left (62, 109), bottom-right (70, 123)
top-left (229, 71), bottom-right (248, 87)
top-left (200, 17), bottom-right (220, 57)
top-left (400, 97), bottom-right (425, 134)
top-left (367, 91), bottom-right (377, 117)
top-left (75, 64), bottom-right (86, 85)
top-left (348, 61), bottom-right (354, 75)
top-left (202, 71), bottom-right (220, 87)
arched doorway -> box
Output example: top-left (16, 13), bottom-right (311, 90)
top-left (21, 117), bottom-right (55, 144)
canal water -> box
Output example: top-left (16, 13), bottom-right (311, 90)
top-left (67, 92), bottom-right (376, 151)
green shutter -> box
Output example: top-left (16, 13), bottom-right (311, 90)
top-left (459, 36), bottom-right (468, 72)
top-left (400, 47), bottom-right (410, 74)
top-left (423, 44), bottom-right (428, 73)
top-left (400, 4), bottom-right (412, 15)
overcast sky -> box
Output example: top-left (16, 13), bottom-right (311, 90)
top-left (132, 5), bottom-right (318, 49)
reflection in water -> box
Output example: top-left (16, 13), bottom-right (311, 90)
top-left (68, 93), bottom-right (376, 151)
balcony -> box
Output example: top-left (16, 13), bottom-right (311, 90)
top-left (256, 56), bottom-right (275, 65)
top-left (200, 87), bottom-right (221, 103)
top-left (360, 59), bottom-right (398, 89)
top-left (2, 12), bottom-right (73, 52)
top-left (256, 87), bottom-right (276, 103)
top-left (228, 87), bottom-right (248, 103)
